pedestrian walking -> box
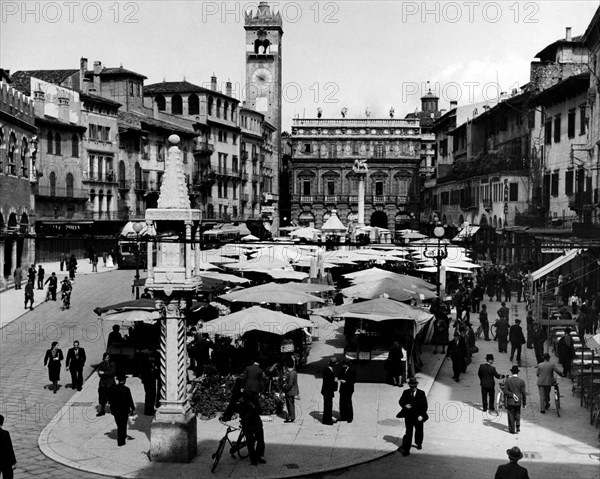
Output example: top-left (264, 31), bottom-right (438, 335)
top-left (479, 304), bottom-right (490, 340)
top-left (65, 341), bottom-right (86, 391)
top-left (537, 353), bottom-right (563, 414)
top-left (37, 264), bottom-right (45, 289)
top-left (498, 301), bottom-right (510, 322)
top-left (0, 414), bottom-right (17, 479)
top-left (43, 341), bottom-right (64, 393)
top-left (141, 355), bottom-right (159, 416)
top-left (446, 332), bottom-right (468, 382)
top-left (532, 321), bottom-right (546, 364)
top-left (102, 250), bottom-right (108, 267)
top-left (503, 365), bottom-right (526, 434)
top-left (96, 353), bottom-right (116, 416)
top-left (92, 253), bottom-right (98, 272)
top-left (478, 354), bottom-right (501, 412)
top-left (396, 377), bottom-right (428, 456)
top-left (282, 359), bottom-right (299, 423)
top-left (525, 311), bottom-right (534, 349)
top-left (241, 357), bottom-right (265, 398)
top-left (338, 358), bottom-right (356, 423)
top-left (24, 280), bottom-right (34, 310)
top-left (494, 446), bottom-right (530, 479)
top-left (28, 264), bottom-right (36, 284)
top-left (13, 265), bottom-right (22, 289)
top-left (431, 319), bottom-right (449, 354)
top-left (239, 392), bottom-right (266, 465)
top-left (107, 325), bottom-right (123, 347)
top-left (495, 316), bottom-right (510, 353)
top-left (386, 340), bottom-right (404, 385)
top-left (321, 357), bottom-right (338, 425)
top-left (509, 319), bottom-right (526, 363)
top-left (44, 272), bottom-right (58, 300)
top-left (68, 254), bottom-right (77, 280)
top-left (556, 328), bottom-right (575, 378)
top-left (60, 252), bottom-right (68, 271)
top-left (109, 374), bottom-right (136, 446)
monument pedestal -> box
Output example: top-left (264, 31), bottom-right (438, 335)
top-left (150, 407), bottom-right (197, 462)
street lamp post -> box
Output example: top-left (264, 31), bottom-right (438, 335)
top-left (132, 221), bottom-right (144, 299)
top-left (424, 225), bottom-right (448, 298)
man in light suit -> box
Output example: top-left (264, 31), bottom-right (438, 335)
top-left (494, 446), bottom-right (530, 479)
top-left (478, 353), bottom-right (501, 412)
top-left (537, 353), bottom-right (563, 414)
top-left (503, 365), bottom-right (526, 434)
top-left (283, 360), bottom-right (299, 423)
top-left (321, 357), bottom-right (338, 425)
top-left (66, 340), bottom-right (86, 391)
top-left (397, 377), bottom-right (428, 456)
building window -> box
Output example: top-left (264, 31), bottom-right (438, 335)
top-left (217, 181), bottom-right (222, 198)
top-left (20, 137), bottom-right (28, 177)
top-left (142, 139), bottom-right (149, 159)
top-left (6, 134), bottom-right (16, 175)
top-left (182, 147), bottom-right (188, 163)
top-left (232, 134), bottom-right (237, 145)
top-left (375, 180), bottom-right (384, 196)
top-left (188, 94), bottom-right (199, 115)
top-left (207, 97), bottom-right (213, 116)
top-left (509, 182), bottom-right (518, 201)
top-left (553, 115), bottom-right (561, 143)
top-left (551, 172), bottom-right (559, 196)
top-left (223, 181), bottom-right (228, 198)
top-left (155, 95), bottom-right (166, 111)
top-left (567, 109), bottom-right (575, 138)
top-left (49, 171), bottom-right (56, 196)
top-left (374, 143), bottom-right (384, 159)
top-left (232, 156), bottom-right (238, 172)
top-left (71, 133), bottom-right (79, 157)
top-left (304, 143), bottom-right (311, 153)
top-left (66, 173), bottom-right (74, 197)
top-left (55, 132), bottom-right (62, 155)
top-left (327, 181), bottom-right (335, 195)
top-left (233, 184), bottom-right (237, 199)
top-left (302, 180), bottom-right (311, 195)
top-left (216, 99), bottom-right (221, 118)
top-left (47, 131), bottom-right (54, 154)
top-left (580, 104), bottom-right (587, 135)
top-left (544, 119), bottom-right (552, 145)
top-left (565, 169), bottom-right (574, 195)
top-left (233, 205), bottom-right (238, 218)
top-left (171, 94), bottom-right (183, 115)
top-left (157, 142), bottom-right (165, 161)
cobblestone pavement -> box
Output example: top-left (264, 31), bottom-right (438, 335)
top-left (0, 269), bottom-right (134, 478)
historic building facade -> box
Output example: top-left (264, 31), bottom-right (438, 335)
top-left (289, 117), bottom-right (422, 232)
top-left (0, 71), bottom-right (37, 285)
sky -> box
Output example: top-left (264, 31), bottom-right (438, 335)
top-left (2, 1), bottom-right (599, 130)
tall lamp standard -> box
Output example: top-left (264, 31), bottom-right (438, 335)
top-left (132, 221), bottom-right (144, 299)
top-left (424, 225), bottom-right (448, 298)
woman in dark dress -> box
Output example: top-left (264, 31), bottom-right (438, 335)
top-left (44, 341), bottom-right (64, 393)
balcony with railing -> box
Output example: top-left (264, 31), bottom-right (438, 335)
top-left (82, 171), bottom-right (117, 184)
top-left (117, 180), bottom-right (131, 191)
top-left (372, 195), bottom-right (391, 203)
top-left (35, 184), bottom-right (88, 200)
top-left (324, 195), bottom-right (338, 203)
top-left (215, 168), bottom-right (241, 179)
top-left (194, 141), bottom-right (215, 156)
top-left (262, 192), bottom-right (279, 204)
top-left (134, 180), bottom-right (148, 192)
top-left (397, 195), bottom-right (409, 205)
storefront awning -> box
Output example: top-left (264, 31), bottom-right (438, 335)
top-left (531, 248), bottom-right (583, 282)
top-left (452, 226), bottom-right (480, 241)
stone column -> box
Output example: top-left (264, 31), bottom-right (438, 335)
top-left (146, 220), bottom-right (154, 281)
top-left (185, 221), bottom-right (192, 279)
top-left (357, 174), bottom-right (366, 227)
top-left (151, 297), bottom-right (197, 462)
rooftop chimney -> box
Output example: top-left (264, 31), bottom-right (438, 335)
top-left (450, 100), bottom-right (458, 109)
top-left (79, 57), bottom-right (88, 91)
top-left (566, 27), bottom-right (572, 41)
top-left (93, 61), bottom-right (102, 74)
top-left (57, 96), bottom-right (70, 123)
top-left (33, 87), bottom-right (45, 117)
top-left (211, 75), bottom-right (217, 91)
top-left (93, 61), bottom-right (102, 93)
top-left (226, 81), bottom-right (232, 97)
top-left (83, 78), bottom-right (92, 94)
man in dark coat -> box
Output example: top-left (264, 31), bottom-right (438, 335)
top-left (494, 446), bottom-right (530, 479)
top-left (239, 392), bottom-right (266, 465)
top-left (24, 280), bottom-right (34, 310)
top-left (28, 264), bottom-right (36, 284)
top-left (503, 365), bottom-right (526, 434)
top-left (66, 340), bottom-right (86, 391)
top-left (532, 322), bottom-right (547, 364)
top-left (321, 357), bottom-right (338, 425)
top-left (0, 414), bottom-right (17, 479)
top-left (242, 358), bottom-right (265, 397)
top-left (497, 301), bottom-right (510, 321)
top-left (509, 319), bottom-right (526, 363)
top-left (283, 360), bottom-right (299, 423)
top-left (141, 355), bottom-right (159, 416)
top-left (13, 265), bottom-right (22, 289)
top-left (44, 272), bottom-right (58, 301)
top-left (96, 353), bottom-right (116, 416)
top-left (525, 311), bottom-right (534, 349)
top-left (495, 317), bottom-right (510, 353)
top-left (397, 377), bottom-right (428, 456)
top-left (478, 353), bottom-right (501, 412)
top-left (338, 359), bottom-right (356, 422)
top-left (386, 341), bottom-right (404, 385)
top-left (446, 332), bottom-right (468, 382)
top-left (109, 374), bottom-right (136, 446)
top-left (37, 265), bottom-right (45, 290)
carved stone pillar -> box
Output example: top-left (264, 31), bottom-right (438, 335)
top-left (357, 173), bottom-right (366, 227)
top-left (150, 297), bottom-right (197, 462)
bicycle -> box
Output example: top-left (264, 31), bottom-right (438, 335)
top-left (553, 381), bottom-right (561, 417)
top-left (490, 323), bottom-right (497, 341)
top-left (61, 290), bottom-right (71, 310)
top-left (211, 421), bottom-right (248, 473)
top-left (495, 375), bottom-right (507, 413)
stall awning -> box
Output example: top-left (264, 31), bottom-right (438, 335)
top-left (531, 249), bottom-right (582, 282)
top-left (452, 226), bottom-right (480, 241)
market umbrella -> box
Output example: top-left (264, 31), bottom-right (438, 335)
top-left (342, 276), bottom-right (436, 301)
top-left (195, 271), bottom-right (251, 284)
top-left (218, 283), bottom-right (325, 304)
top-left (241, 234), bottom-right (260, 242)
top-left (254, 268), bottom-right (309, 281)
top-left (202, 305), bottom-right (313, 337)
top-left (416, 266), bottom-right (474, 274)
top-left (344, 268), bottom-right (435, 291)
top-left (289, 227), bottom-right (321, 240)
top-left (284, 282), bottom-right (335, 293)
top-left (94, 298), bottom-right (203, 323)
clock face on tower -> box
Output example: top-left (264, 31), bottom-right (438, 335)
top-left (252, 68), bottom-right (273, 88)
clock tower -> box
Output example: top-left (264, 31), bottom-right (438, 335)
top-left (245, 1), bottom-right (283, 229)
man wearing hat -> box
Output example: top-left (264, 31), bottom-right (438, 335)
top-left (109, 374), bottom-right (136, 446)
top-left (537, 353), bottom-right (563, 413)
top-left (509, 319), bottom-right (526, 363)
top-left (494, 446), bottom-right (530, 479)
top-left (503, 365), bottom-right (526, 434)
top-left (397, 377), bottom-right (428, 456)
top-left (478, 354), bottom-right (501, 412)
top-left (321, 357), bottom-right (338, 425)
top-left (446, 331), bottom-right (468, 382)
top-left (338, 359), bottom-right (356, 423)
top-left (532, 321), bottom-right (547, 364)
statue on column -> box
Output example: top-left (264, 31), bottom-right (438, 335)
top-left (353, 159), bottom-right (368, 174)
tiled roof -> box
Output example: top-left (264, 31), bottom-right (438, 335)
top-left (11, 70), bottom-right (78, 95)
top-left (80, 91), bottom-right (121, 107)
top-left (144, 80), bottom-right (209, 94)
top-left (118, 110), bottom-right (195, 135)
top-left (97, 67), bottom-right (147, 79)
